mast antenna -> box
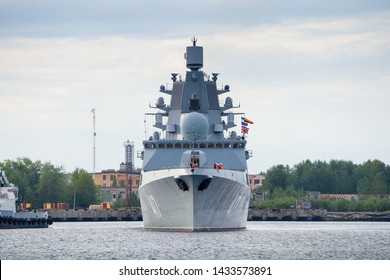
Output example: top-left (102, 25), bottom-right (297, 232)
top-left (91, 108), bottom-right (96, 178)
top-left (192, 37), bottom-right (197, 46)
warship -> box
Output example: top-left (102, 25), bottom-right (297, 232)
top-left (138, 38), bottom-right (252, 231)
top-left (0, 170), bottom-right (52, 229)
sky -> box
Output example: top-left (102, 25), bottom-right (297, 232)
top-left (1, 0), bottom-right (389, 174)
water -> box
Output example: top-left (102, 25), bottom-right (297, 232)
top-left (1, 221), bottom-right (389, 260)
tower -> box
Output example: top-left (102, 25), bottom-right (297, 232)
top-left (123, 140), bottom-right (134, 208)
top-left (123, 140), bottom-right (134, 173)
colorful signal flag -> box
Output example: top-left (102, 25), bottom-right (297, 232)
top-left (241, 116), bottom-right (253, 135)
top-left (241, 126), bottom-right (249, 134)
top-left (241, 117), bottom-right (253, 124)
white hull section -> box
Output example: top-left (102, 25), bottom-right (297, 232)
top-left (139, 168), bottom-right (250, 231)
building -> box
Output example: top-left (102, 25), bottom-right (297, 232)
top-left (94, 167), bottom-right (140, 189)
top-left (248, 173), bottom-right (265, 191)
top-left (93, 164), bottom-right (141, 205)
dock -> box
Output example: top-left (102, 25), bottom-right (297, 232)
top-left (248, 208), bottom-right (327, 221)
top-left (49, 208), bottom-right (143, 222)
top-left (49, 208), bottom-right (390, 222)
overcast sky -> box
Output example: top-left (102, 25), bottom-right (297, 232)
top-left (1, 0), bottom-right (389, 174)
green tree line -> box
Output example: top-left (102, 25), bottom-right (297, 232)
top-left (254, 159), bottom-right (390, 211)
top-left (0, 157), bottom-right (97, 209)
top-left (261, 159), bottom-right (390, 195)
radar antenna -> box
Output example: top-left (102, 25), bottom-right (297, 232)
top-left (191, 37), bottom-right (197, 46)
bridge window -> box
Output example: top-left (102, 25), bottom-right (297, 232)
top-left (144, 143), bottom-right (156, 149)
top-left (238, 143), bottom-right (246, 148)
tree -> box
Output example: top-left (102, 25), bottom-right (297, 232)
top-left (310, 161), bottom-right (335, 193)
top-left (70, 168), bottom-right (97, 208)
top-left (360, 160), bottom-right (386, 180)
top-left (36, 163), bottom-right (68, 206)
top-left (112, 175), bottom-right (117, 187)
top-left (291, 160), bottom-right (335, 193)
top-left (263, 164), bottom-right (290, 192)
top-left (357, 177), bottom-right (371, 194)
top-left (371, 172), bottom-right (389, 195)
top-left (291, 160), bottom-right (313, 191)
top-left (329, 160), bottom-right (357, 194)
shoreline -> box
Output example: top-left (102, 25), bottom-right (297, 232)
top-left (248, 208), bottom-right (325, 221)
top-left (248, 208), bottom-right (390, 221)
top-left (47, 208), bottom-right (390, 222)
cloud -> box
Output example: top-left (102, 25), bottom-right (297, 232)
top-left (2, 0), bottom-right (390, 38)
top-left (207, 11), bottom-right (390, 61)
top-left (0, 36), bottom-right (189, 171)
top-left (1, 2), bottom-right (390, 173)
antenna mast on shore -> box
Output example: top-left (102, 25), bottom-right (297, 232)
top-left (91, 108), bottom-right (96, 178)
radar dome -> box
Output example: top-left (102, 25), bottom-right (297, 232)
top-left (180, 112), bottom-right (209, 140)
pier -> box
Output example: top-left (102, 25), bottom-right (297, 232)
top-left (49, 208), bottom-right (390, 222)
top-left (248, 208), bottom-right (327, 221)
top-left (49, 208), bottom-right (143, 222)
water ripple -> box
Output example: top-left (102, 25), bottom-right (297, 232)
top-left (1, 221), bottom-right (389, 260)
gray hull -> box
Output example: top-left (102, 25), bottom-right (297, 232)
top-left (139, 168), bottom-right (250, 231)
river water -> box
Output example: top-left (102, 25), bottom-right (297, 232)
top-left (1, 221), bottom-right (389, 260)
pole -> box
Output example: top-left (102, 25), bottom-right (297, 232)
top-left (91, 108), bottom-right (96, 179)
top-left (73, 189), bottom-right (76, 210)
